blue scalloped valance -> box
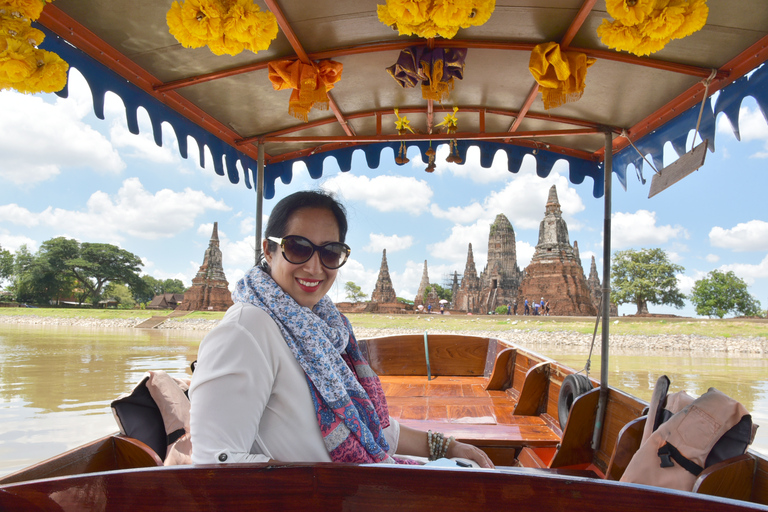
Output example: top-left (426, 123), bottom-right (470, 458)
top-left (40, 26), bottom-right (767, 201)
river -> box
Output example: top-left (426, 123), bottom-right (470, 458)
top-left (0, 323), bottom-right (766, 477)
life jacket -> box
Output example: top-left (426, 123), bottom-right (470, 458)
top-left (111, 370), bottom-right (192, 465)
top-left (621, 376), bottom-right (758, 492)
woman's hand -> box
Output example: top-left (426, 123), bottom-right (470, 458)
top-left (447, 440), bottom-right (495, 469)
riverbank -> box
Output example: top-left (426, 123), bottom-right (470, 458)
top-left (2, 312), bottom-right (767, 354)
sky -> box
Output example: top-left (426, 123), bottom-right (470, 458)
top-left (1, 67), bottom-right (767, 318)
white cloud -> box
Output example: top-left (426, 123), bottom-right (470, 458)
top-left (240, 216), bottom-right (256, 236)
top-left (364, 233), bottom-right (414, 253)
top-left (516, 241), bottom-right (536, 268)
top-left (676, 274), bottom-right (698, 295)
top-left (335, 258), bottom-right (377, 302)
top-left (0, 230), bottom-right (38, 253)
top-left (321, 173), bottom-right (433, 215)
top-left (0, 178), bottom-right (230, 241)
top-left (705, 254), bottom-right (720, 263)
top-left (717, 104), bottom-right (768, 142)
top-left (428, 220), bottom-right (490, 269)
top-left (610, 210), bottom-right (688, 248)
top-left (0, 89), bottom-right (124, 185)
top-left (709, 220), bottom-right (768, 252)
top-left (432, 145), bottom-right (512, 183)
top-left (719, 254), bottom-right (768, 283)
top-left (430, 202), bottom-right (487, 224)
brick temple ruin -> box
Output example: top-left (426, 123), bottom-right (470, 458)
top-left (516, 186), bottom-right (597, 316)
top-left (369, 184), bottom-right (608, 316)
top-left (177, 222), bottom-right (233, 312)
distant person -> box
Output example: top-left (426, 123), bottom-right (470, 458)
top-left (533, 301), bottom-right (540, 316)
top-left (545, 301), bottom-right (550, 316)
top-left (513, 300), bottom-right (517, 315)
top-left (427, 303), bottom-right (432, 314)
top-left (440, 303), bottom-right (445, 314)
top-left (524, 299), bottom-right (529, 315)
top-left (507, 304), bottom-right (511, 315)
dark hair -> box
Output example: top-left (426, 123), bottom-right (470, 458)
top-left (258, 190), bottom-right (348, 272)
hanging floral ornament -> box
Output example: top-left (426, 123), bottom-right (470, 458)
top-left (424, 141), bottom-right (436, 173)
top-left (393, 108), bottom-right (413, 164)
top-left (167, 0), bottom-right (278, 56)
top-left (436, 106), bottom-right (462, 163)
top-left (386, 46), bottom-right (466, 102)
top-left (377, 0), bottom-right (495, 39)
top-left (597, 0), bottom-right (708, 57)
top-left (268, 58), bottom-right (343, 122)
top-left (0, 0), bottom-right (69, 94)
top-left (529, 42), bottom-right (595, 110)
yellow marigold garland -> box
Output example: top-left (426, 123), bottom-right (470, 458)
top-left (529, 42), bottom-right (595, 110)
top-left (0, 0), bottom-right (69, 94)
top-left (268, 58), bottom-right (343, 122)
top-left (598, 0), bottom-right (708, 57)
top-left (167, 0), bottom-right (278, 56)
top-left (378, 0), bottom-right (495, 39)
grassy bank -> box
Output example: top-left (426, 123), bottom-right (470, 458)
top-left (347, 313), bottom-right (768, 338)
top-left (2, 307), bottom-right (766, 338)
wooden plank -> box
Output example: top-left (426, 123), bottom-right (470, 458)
top-left (693, 454), bottom-right (756, 502)
top-left (365, 334), bottom-right (489, 376)
top-left (3, 463), bottom-right (763, 511)
top-left (605, 416), bottom-right (646, 481)
top-left (113, 436), bottom-right (163, 469)
top-left (550, 388), bottom-right (599, 469)
top-left (398, 419), bottom-right (560, 447)
top-left (486, 348), bottom-right (517, 391)
top-left (514, 362), bottom-right (550, 416)
top-left (0, 435), bottom-right (118, 485)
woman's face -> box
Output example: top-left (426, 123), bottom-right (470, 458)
top-left (263, 207), bottom-right (341, 309)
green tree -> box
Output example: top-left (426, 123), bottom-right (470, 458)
top-left (160, 278), bottom-right (186, 294)
top-left (424, 283), bottom-right (452, 303)
top-left (103, 282), bottom-right (136, 309)
top-left (345, 281), bottom-right (367, 302)
top-left (611, 248), bottom-right (685, 315)
top-left (0, 244), bottom-right (13, 283)
top-left (689, 270), bottom-right (762, 318)
top-left (33, 238), bottom-right (145, 305)
top-left (67, 242), bottom-right (145, 303)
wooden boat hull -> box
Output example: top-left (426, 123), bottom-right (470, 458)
top-left (2, 334), bottom-right (767, 510)
top-left (3, 463), bottom-right (768, 512)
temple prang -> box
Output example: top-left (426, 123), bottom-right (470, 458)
top-left (371, 249), bottom-right (397, 303)
top-left (516, 186), bottom-right (597, 316)
top-left (177, 222), bottom-right (234, 312)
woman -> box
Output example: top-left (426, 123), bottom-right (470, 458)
top-left (189, 190), bottom-right (493, 468)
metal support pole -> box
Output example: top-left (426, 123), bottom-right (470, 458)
top-left (255, 142), bottom-right (265, 266)
top-left (592, 130), bottom-right (613, 450)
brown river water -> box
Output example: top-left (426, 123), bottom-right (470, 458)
top-left (1, 324), bottom-right (766, 477)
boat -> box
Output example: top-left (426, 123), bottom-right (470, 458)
top-left (0, 332), bottom-right (766, 511)
top-left (2, 0), bottom-right (767, 509)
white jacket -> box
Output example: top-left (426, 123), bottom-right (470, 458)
top-left (189, 302), bottom-right (400, 464)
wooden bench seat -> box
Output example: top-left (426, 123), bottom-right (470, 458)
top-left (397, 418), bottom-right (561, 448)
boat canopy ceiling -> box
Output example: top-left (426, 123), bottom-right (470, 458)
top-left (36, 1), bottom-right (768, 199)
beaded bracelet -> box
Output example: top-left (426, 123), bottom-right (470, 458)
top-left (427, 430), bottom-right (456, 460)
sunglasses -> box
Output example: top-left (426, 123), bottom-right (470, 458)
top-left (268, 235), bottom-right (351, 269)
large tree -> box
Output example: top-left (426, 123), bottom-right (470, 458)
top-left (344, 281), bottom-right (367, 302)
top-left (34, 237), bottom-right (145, 305)
top-left (611, 248), bottom-right (685, 315)
top-left (689, 270), bottom-right (762, 318)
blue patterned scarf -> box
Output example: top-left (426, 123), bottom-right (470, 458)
top-left (232, 266), bottom-right (396, 463)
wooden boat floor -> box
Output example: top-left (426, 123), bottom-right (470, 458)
top-left (380, 375), bottom-right (560, 447)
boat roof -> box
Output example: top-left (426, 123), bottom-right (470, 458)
top-left (36, 1), bottom-right (768, 199)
